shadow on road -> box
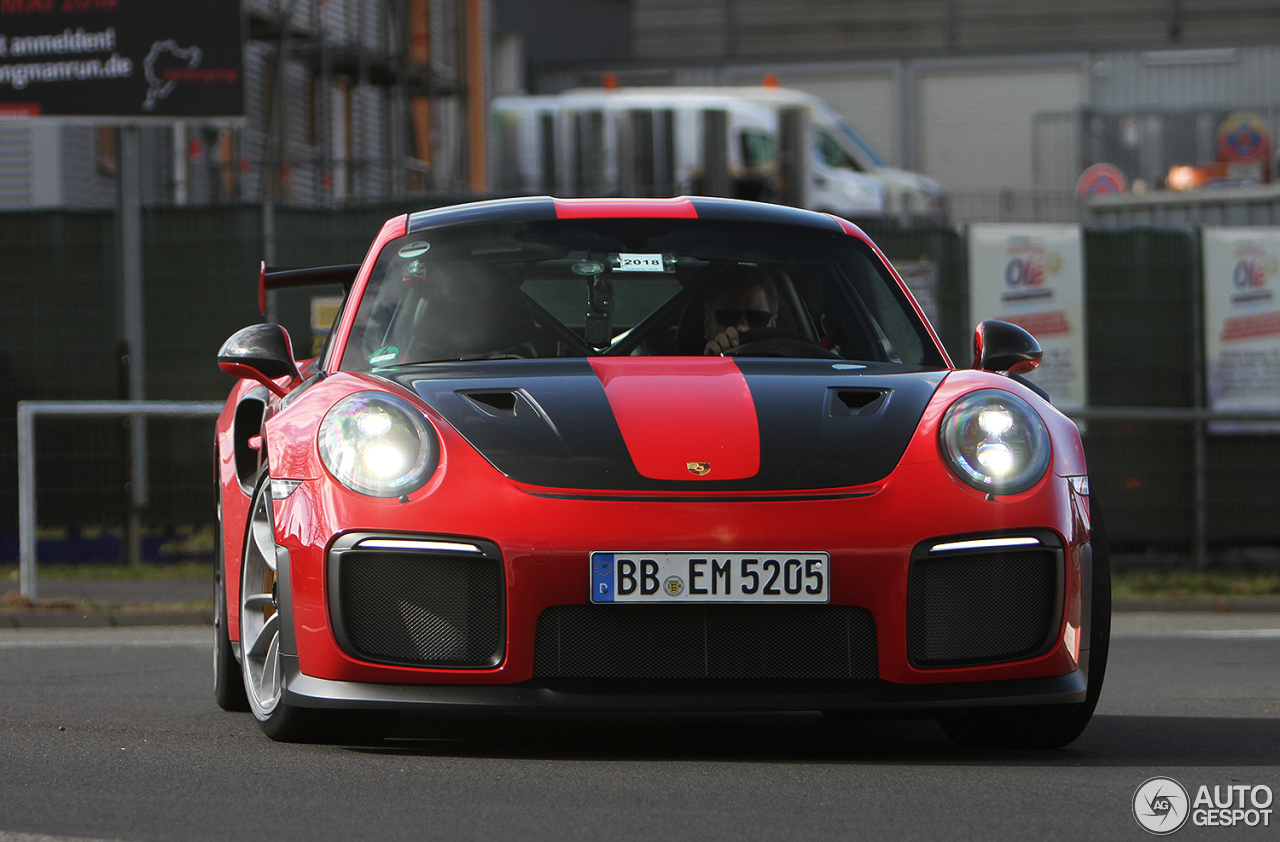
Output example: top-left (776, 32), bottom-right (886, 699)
top-left (344, 711), bottom-right (1280, 766)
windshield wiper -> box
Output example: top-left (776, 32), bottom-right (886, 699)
top-left (385, 354), bottom-right (528, 367)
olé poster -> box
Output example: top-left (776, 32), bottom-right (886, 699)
top-left (968, 225), bottom-right (1087, 410)
top-left (1203, 228), bottom-right (1280, 431)
top-left (889, 258), bottom-right (939, 324)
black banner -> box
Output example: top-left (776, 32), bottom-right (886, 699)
top-left (0, 0), bottom-right (242, 118)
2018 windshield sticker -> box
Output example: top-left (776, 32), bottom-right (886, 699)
top-left (368, 346), bottom-right (399, 366)
top-left (612, 253), bottom-right (668, 272)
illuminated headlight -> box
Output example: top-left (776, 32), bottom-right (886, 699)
top-left (939, 390), bottom-right (1050, 495)
top-left (318, 392), bottom-right (438, 497)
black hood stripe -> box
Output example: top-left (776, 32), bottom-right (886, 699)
top-left (389, 359), bottom-right (945, 492)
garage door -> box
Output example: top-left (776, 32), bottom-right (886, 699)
top-left (918, 67), bottom-right (1084, 192)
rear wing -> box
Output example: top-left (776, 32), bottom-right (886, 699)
top-left (259, 261), bottom-right (361, 314)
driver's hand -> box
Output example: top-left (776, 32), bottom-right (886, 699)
top-left (704, 326), bottom-right (743, 355)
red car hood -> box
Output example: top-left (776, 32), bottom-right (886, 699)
top-left (391, 358), bottom-right (946, 492)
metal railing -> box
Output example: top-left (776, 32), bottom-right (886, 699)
top-left (13, 400), bottom-right (1280, 601)
top-left (16, 400), bottom-right (224, 602)
top-left (1067, 406), bottom-right (1280, 569)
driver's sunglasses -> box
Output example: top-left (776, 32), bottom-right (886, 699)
top-left (713, 308), bottom-right (774, 328)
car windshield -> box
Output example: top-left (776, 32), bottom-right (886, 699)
top-left (338, 218), bottom-right (945, 370)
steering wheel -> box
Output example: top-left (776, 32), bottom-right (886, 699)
top-left (722, 326), bottom-right (841, 359)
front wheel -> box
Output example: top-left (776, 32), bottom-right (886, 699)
top-left (213, 488), bottom-right (249, 712)
top-left (938, 499), bottom-right (1111, 749)
top-left (239, 469), bottom-right (301, 738)
top-left (239, 469), bottom-right (394, 743)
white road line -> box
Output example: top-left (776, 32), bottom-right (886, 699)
top-left (1113, 629), bottom-right (1280, 639)
top-left (0, 641), bottom-right (208, 649)
top-left (1112, 612), bottom-right (1280, 636)
top-left (0, 628), bottom-right (207, 649)
top-left (0, 833), bottom-right (139, 842)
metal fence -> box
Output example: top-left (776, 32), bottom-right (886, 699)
top-left (945, 190), bottom-right (1084, 225)
top-left (2, 205), bottom-right (1278, 569)
top-left (15, 401), bottom-right (224, 600)
top-left (0, 202), bottom-right (430, 570)
top-left (1069, 408), bottom-right (1280, 566)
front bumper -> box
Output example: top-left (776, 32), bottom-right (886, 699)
top-left (281, 654), bottom-right (1087, 712)
top-left (275, 464), bottom-right (1090, 689)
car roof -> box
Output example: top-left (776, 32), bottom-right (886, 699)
top-left (326, 196), bottom-right (950, 372)
top-left (405, 196), bottom-right (868, 241)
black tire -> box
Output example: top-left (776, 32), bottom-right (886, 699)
top-left (214, 478), bottom-right (250, 712)
top-left (239, 468), bottom-right (395, 744)
top-left (214, 568), bottom-right (251, 712)
top-left (938, 497), bottom-right (1111, 749)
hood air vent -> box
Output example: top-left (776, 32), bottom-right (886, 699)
top-left (829, 388), bottom-right (890, 417)
top-left (460, 388), bottom-right (544, 420)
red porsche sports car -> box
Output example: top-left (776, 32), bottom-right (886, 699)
top-left (214, 196), bottom-right (1108, 748)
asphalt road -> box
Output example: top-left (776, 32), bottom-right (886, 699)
top-left (1, 615), bottom-right (1277, 842)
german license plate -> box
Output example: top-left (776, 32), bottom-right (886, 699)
top-left (590, 552), bottom-right (830, 603)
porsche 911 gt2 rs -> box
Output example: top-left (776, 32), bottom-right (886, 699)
top-left (213, 196), bottom-right (1108, 748)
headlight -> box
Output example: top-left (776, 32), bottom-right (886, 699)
top-left (318, 392), bottom-right (438, 497)
top-left (939, 390), bottom-right (1050, 495)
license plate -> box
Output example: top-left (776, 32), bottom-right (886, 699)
top-left (590, 552), bottom-right (830, 603)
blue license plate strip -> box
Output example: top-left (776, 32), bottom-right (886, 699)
top-left (590, 552), bottom-right (830, 603)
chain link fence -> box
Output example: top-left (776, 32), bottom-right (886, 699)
top-left (0, 200), bottom-right (449, 567)
top-left (2, 205), bottom-right (1278, 567)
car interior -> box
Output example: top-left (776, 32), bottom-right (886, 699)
top-left (338, 221), bottom-right (944, 370)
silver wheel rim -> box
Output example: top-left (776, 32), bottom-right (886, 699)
top-left (241, 480), bottom-right (282, 719)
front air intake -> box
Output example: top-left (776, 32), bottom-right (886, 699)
top-left (329, 536), bottom-right (504, 669)
top-left (907, 535), bottom-right (1061, 668)
top-left (533, 604), bottom-right (877, 679)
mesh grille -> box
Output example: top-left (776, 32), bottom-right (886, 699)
top-left (534, 605), bottom-right (877, 679)
top-left (337, 551), bottom-right (503, 668)
top-left (907, 549), bottom-right (1057, 666)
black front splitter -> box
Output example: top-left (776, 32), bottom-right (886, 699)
top-left (281, 655), bottom-right (1086, 713)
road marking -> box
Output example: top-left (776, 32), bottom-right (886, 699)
top-left (1, 833), bottom-right (140, 842)
top-left (0, 628), bottom-right (207, 649)
top-left (1113, 629), bottom-right (1280, 639)
top-left (1112, 612), bottom-right (1280, 637)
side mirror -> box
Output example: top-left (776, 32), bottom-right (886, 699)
top-left (218, 324), bottom-right (301, 398)
top-left (972, 320), bottom-right (1042, 374)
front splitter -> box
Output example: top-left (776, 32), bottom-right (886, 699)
top-left (281, 655), bottom-right (1086, 712)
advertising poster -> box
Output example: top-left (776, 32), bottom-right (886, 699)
top-left (0, 0), bottom-right (242, 118)
top-left (1202, 227), bottom-right (1280, 432)
top-left (889, 258), bottom-right (939, 325)
top-left (968, 224), bottom-right (1087, 410)
top-left (311, 295), bottom-right (343, 357)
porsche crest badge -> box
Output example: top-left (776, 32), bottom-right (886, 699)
top-left (686, 461), bottom-right (711, 476)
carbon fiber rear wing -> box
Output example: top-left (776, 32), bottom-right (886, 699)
top-left (259, 261), bottom-right (361, 314)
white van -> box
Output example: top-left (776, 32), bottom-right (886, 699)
top-left (491, 86), bottom-right (946, 223)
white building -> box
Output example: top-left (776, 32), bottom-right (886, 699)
top-left (531, 0), bottom-right (1280, 221)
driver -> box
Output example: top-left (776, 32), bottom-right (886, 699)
top-left (703, 264), bottom-right (779, 355)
